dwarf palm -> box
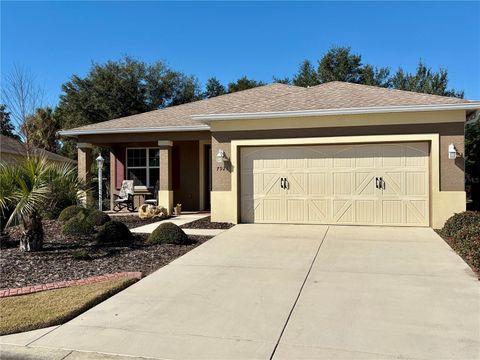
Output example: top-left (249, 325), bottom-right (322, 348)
top-left (0, 155), bottom-right (85, 251)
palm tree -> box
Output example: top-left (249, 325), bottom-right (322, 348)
top-left (0, 155), bottom-right (85, 251)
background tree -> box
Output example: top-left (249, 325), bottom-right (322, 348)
top-left (317, 46), bottom-right (364, 83)
top-left (1, 64), bottom-right (44, 148)
top-left (273, 77), bottom-right (291, 85)
top-left (21, 107), bottom-right (60, 152)
top-left (168, 73), bottom-right (203, 106)
top-left (227, 76), bottom-right (265, 93)
top-left (56, 57), bottom-right (201, 131)
top-left (360, 65), bottom-right (391, 87)
top-left (293, 60), bottom-right (319, 87)
top-left (0, 104), bottom-right (20, 140)
top-left (204, 77), bottom-right (226, 98)
top-left (466, 114), bottom-right (480, 209)
top-left (391, 61), bottom-right (464, 98)
top-left (55, 57), bottom-right (202, 157)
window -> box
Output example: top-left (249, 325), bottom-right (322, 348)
top-left (126, 148), bottom-right (160, 187)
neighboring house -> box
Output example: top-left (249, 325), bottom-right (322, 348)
top-left (0, 135), bottom-right (74, 164)
top-left (59, 81), bottom-right (480, 228)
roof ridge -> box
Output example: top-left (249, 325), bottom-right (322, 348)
top-left (309, 81), bottom-right (469, 101)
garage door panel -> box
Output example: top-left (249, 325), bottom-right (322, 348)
top-left (382, 200), bottom-right (404, 224)
top-left (333, 172), bottom-right (353, 195)
top-left (258, 198), bottom-right (283, 222)
top-left (356, 200), bottom-right (377, 224)
top-left (405, 200), bottom-right (428, 225)
top-left (355, 173), bottom-right (376, 196)
top-left (286, 199), bottom-right (305, 223)
top-left (405, 172), bottom-right (427, 196)
top-left (382, 172), bottom-right (403, 196)
top-left (308, 173), bottom-right (327, 195)
top-left (240, 142), bottom-right (429, 226)
top-left (286, 173), bottom-right (306, 195)
top-left (333, 199), bottom-right (354, 223)
top-left (307, 199), bottom-right (328, 223)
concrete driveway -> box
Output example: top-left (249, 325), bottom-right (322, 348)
top-left (2, 225), bottom-right (479, 359)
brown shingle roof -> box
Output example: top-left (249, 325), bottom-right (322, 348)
top-left (204, 81), bottom-right (471, 115)
top-left (0, 135), bottom-right (75, 163)
top-left (60, 81), bottom-right (475, 134)
top-left (66, 83), bottom-right (303, 132)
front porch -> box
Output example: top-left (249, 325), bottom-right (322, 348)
top-left (76, 131), bottom-right (212, 215)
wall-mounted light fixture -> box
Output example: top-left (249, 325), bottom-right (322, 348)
top-left (216, 149), bottom-right (228, 163)
top-left (448, 144), bottom-right (459, 160)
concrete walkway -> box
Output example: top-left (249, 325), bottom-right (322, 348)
top-left (130, 213), bottom-right (226, 237)
top-left (2, 225), bottom-right (479, 360)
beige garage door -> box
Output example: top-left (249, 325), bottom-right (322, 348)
top-left (240, 142), bottom-right (429, 226)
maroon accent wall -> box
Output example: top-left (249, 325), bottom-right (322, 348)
top-left (115, 147), bottom-right (125, 189)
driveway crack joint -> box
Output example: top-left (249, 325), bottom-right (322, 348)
top-left (268, 226), bottom-right (330, 360)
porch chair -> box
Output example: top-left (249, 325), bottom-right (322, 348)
top-left (144, 180), bottom-right (159, 206)
top-left (113, 180), bottom-right (135, 212)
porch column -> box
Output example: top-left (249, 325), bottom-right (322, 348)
top-left (77, 143), bottom-right (93, 206)
top-left (158, 141), bottom-right (173, 215)
top-left (109, 150), bottom-right (116, 211)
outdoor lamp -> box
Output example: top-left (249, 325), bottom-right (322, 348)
top-left (96, 154), bottom-right (104, 169)
top-left (216, 149), bottom-right (227, 163)
top-left (448, 144), bottom-right (458, 160)
top-left (96, 154), bottom-right (104, 211)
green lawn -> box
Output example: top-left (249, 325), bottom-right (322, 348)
top-left (0, 277), bottom-right (136, 335)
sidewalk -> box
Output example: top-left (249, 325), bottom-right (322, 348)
top-left (130, 213), bottom-right (226, 237)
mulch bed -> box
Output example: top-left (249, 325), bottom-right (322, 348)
top-left (180, 216), bottom-right (234, 230)
top-left (0, 220), bottom-right (210, 289)
top-left (440, 234), bottom-right (480, 278)
top-left (108, 214), bottom-right (169, 229)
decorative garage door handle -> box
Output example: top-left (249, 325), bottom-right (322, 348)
top-left (280, 178), bottom-right (285, 189)
top-left (375, 177), bottom-right (385, 190)
top-left (280, 178), bottom-right (289, 190)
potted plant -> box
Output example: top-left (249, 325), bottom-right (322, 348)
top-left (174, 203), bottom-right (182, 216)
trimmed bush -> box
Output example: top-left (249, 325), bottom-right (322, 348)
top-left (86, 209), bottom-right (111, 227)
top-left (441, 211), bottom-right (480, 238)
top-left (62, 212), bottom-right (94, 236)
top-left (58, 205), bottom-right (87, 222)
top-left (95, 221), bottom-right (133, 245)
top-left (72, 249), bottom-right (92, 260)
top-left (147, 222), bottom-right (189, 245)
top-left (451, 223), bottom-right (480, 272)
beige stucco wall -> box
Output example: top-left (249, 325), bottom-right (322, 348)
top-left (209, 110), bottom-right (466, 228)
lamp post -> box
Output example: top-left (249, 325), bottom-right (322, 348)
top-left (96, 154), bottom-right (104, 211)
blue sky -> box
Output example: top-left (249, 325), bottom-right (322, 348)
top-left (2, 1), bottom-right (479, 106)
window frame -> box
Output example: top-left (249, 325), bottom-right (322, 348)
top-left (125, 147), bottom-right (160, 189)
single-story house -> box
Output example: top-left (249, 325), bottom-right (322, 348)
top-left (59, 81), bottom-right (480, 228)
top-left (0, 134), bottom-right (75, 165)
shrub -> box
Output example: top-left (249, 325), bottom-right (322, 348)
top-left (62, 212), bottom-right (94, 236)
top-left (451, 224), bottom-right (480, 272)
top-left (147, 222), bottom-right (189, 245)
top-left (85, 209), bottom-right (111, 227)
top-left (72, 249), bottom-right (92, 260)
top-left (58, 205), bottom-right (87, 222)
top-left (441, 211), bottom-right (480, 238)
top-left (95, 221), bottom-right (133, 245)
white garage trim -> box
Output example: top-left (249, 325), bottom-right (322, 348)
top-left (209, 133), bottom-right (462, 228)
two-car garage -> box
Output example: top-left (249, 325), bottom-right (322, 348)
top-left (240, 142), bottom-right (430, 226)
